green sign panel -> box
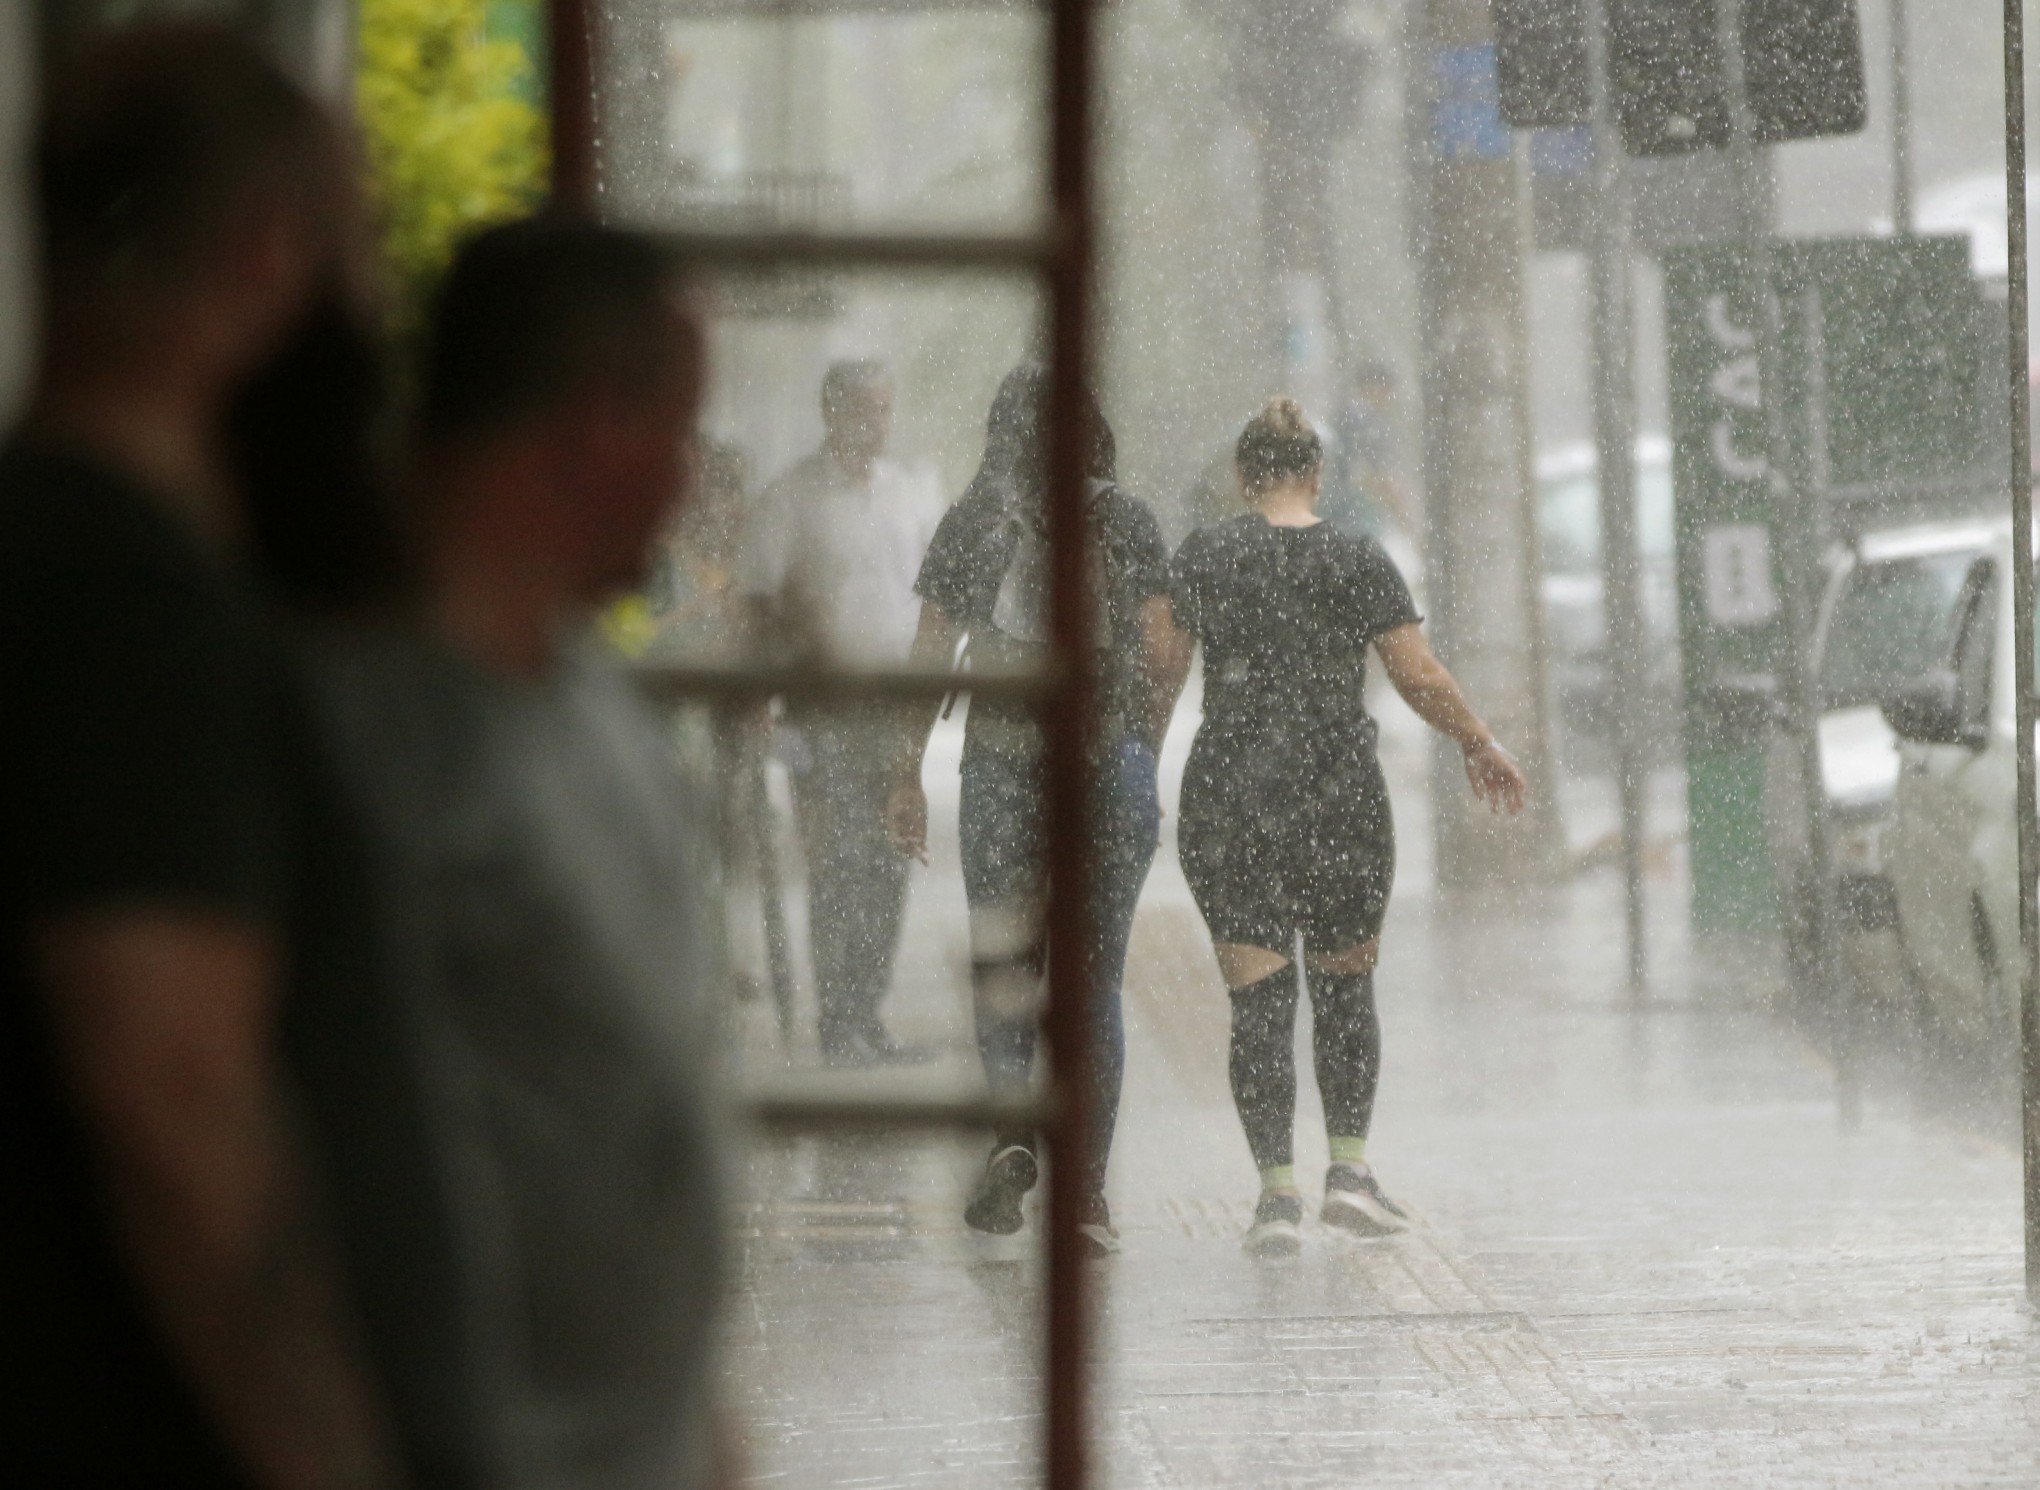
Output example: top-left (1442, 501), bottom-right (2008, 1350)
top-left (1662, 234), bottom-right (1982, 932)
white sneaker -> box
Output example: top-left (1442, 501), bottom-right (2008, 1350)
top-left (1078, 1191), bottom-right (1120, 1258)
top-left (1243, 1190), bottom-right (1304, 1258)
top-left (1321, 1163), bottom-right (1409, 1238)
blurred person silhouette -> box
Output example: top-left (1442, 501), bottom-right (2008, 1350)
top-left (303, 217), bottom-right (727, 1490)
top-left (1165, 399), bottom-right (1525, 1258)
top-left (885, 365), bottom-right (1189, 1255)
top-left (0, 26), bottom-right (403, 1489)
top-left (742, 359), bottom-right (940, 1064)
top-left (649, 433), bottom-right (750, 658)
top-left (1321, 362), bottom-right (1415, 542)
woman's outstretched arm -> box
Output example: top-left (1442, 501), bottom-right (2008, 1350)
top-left (1373, 622), bottom-right (1528, 815)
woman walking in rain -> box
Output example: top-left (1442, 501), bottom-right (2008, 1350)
top-left (886, 366), bottom-right (1183, 1257)
top-left (1169, 399), bottom-right (1526, 1257)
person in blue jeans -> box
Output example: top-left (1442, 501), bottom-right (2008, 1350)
top-left (886, 366), bottom-right (1189, 1257)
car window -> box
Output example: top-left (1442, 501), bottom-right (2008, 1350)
top-left (1954, 559), bottom-right (1999, 733)
top-left (1820, 550), bottom-right (1976, 710)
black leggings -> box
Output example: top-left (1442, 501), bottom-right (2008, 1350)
top-left (1228, 964), bottom-right (1380, 1172)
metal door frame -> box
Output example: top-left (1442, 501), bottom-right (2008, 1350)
top-left (545, 0), bottom-right (1103, 1478)
top-left (2001, 0), bottom-right (2040, 1299)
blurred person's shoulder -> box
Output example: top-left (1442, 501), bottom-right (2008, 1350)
top-left (939, 476), bottom-right (1005, 525)
top-left (558, 633), bottom-right (703, 798)
top-left (1321, 521), bottom-right (1407, 576)
top-left (756, 448), bottom-right (834, 511)
top-left (1094, 481), bottom-right (1163, 547)
top-left (1181, 511), bottom-right (1268, 561)
top-left (0, 437), bottom-right (279, 719)
top-left (298, 624), bottom-right (498, 820)
top-left (0, 440), bottom-right (253, 615)
top-left (1318, 522), bottom-right (1421, 625)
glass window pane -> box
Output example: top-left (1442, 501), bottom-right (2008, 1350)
top-left (640, 270), bottom-right (1044, 671)
top-left (594, 2), bottom-right (1046, 236)
top-left (1819, 550), bottom-right (1975, 709)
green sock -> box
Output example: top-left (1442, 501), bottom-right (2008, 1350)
top-left (1328, 1137), bottom-right (1368, 1166)
top-left (1259, 1164), bottom-right (1297, 1194)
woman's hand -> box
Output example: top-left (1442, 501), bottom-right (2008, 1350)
top-left (885, 775), bottom-right (931, 864)
top-left (1463, 738), bottom-right (1528, 816)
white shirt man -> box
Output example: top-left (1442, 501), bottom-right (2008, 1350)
top-left (742, 361), bottom-right (940, 1064)
top-left (741, 447), bottom-right (938, 667)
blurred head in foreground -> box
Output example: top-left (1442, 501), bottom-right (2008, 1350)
top-left (35, 26), bottom-right (359, 438)
top-left (34, 24), bottom-right (390, 600)
top-left (416, 217), bottom-right (703, 662)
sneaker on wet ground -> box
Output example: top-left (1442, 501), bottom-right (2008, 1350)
top-left (1243, 1190), bottom-right (1304, 1258)
top-left (1077, 1191), bottom-right (1120, 1258)
top-left (964, 1143), bottom-right (1038, 1235)
top-left (1321, 1162), bottom-right (1408, 1237)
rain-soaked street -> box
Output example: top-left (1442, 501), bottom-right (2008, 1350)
top-left (728, 700), bottom-right (2038, 1489)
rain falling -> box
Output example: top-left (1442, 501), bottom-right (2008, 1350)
top-left (572, 0), bottom-right (2040, 1483)
top-left (11, 0), bottom-right (2040, 1486)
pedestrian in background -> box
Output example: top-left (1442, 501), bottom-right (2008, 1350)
top-left (886, 365), bottom-right (1188, 1256)
top-left (0, 28), bottom-right (401, 1488)
top-left (1167, 398), bottom-right (1525, 1258)
top-left (650, 434), bottom-right (752, 659)
top-left (1323, 363), bottom-right (1416, 543)
top-left (304, 217), bottom-right (728, 1490)
top-left (744, 359), bottom-right (940, 1064)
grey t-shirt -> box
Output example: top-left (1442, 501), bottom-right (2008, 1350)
top-left (304, 630), bottom-right (727, 1490)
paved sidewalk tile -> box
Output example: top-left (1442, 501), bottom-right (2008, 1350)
top-left (728, 740), bottom-right (2038, 1487)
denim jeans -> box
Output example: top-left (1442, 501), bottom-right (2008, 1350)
top-left (788, 708), bottom-right (911, 1049)
top-left (958, 735), bottom-right (1160, 1195)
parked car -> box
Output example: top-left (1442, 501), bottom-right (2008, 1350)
top-left (1536, 438), bottom-right (1680, 762)
top-left (1762, 520), bottom-right (1995, 1001)
top-left (1880, 517), bottom-right (2038, 1042)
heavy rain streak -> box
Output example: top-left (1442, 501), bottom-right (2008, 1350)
top-left (558, 0), bottom-right (2040, 1477)
top-left (424, 0), bottom-right (2034, 1482)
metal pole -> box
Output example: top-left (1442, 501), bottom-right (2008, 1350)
top-left (2000, 0), bottom-right (2040, 1299)
top-left (1890, 0), bottom-right (1913, 232)
top-left (1415, 0), bottom-right (1566, 891)
top-left (547, 0), bottom-right (598, 209)
top-left (1043, 0), bottom-right (1097, 1483)
top-left (743, 739), bottom-right (799, 1047)
top-left (1715, 0), bottom-right (1851, 1115)
top-left (1584, 0), bottom-right (1648, 997)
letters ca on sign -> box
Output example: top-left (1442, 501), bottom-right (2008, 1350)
top-left (1703, 294), bottom-right (1767, 483)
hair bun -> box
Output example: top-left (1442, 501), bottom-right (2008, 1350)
top-left (1235, 396), bottom-right (1323, 496)
top-left (1262, 397), bottom-right (1309, 436)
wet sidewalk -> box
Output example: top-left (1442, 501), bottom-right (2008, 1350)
top-left (726, 725), bottom-right (2039, 1488)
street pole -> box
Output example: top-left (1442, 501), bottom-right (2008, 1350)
top-left (1999, 0), bottom-right (2040, 1301)
top-left (1583, 0), bottom-right (1648, 997)
top-left (1414, 0), bottom-right (1564, 891)
top-left (1714, 0), bottom-right (1854, 1123)
top-left (1890, 0), bottom-right (1913, 232)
